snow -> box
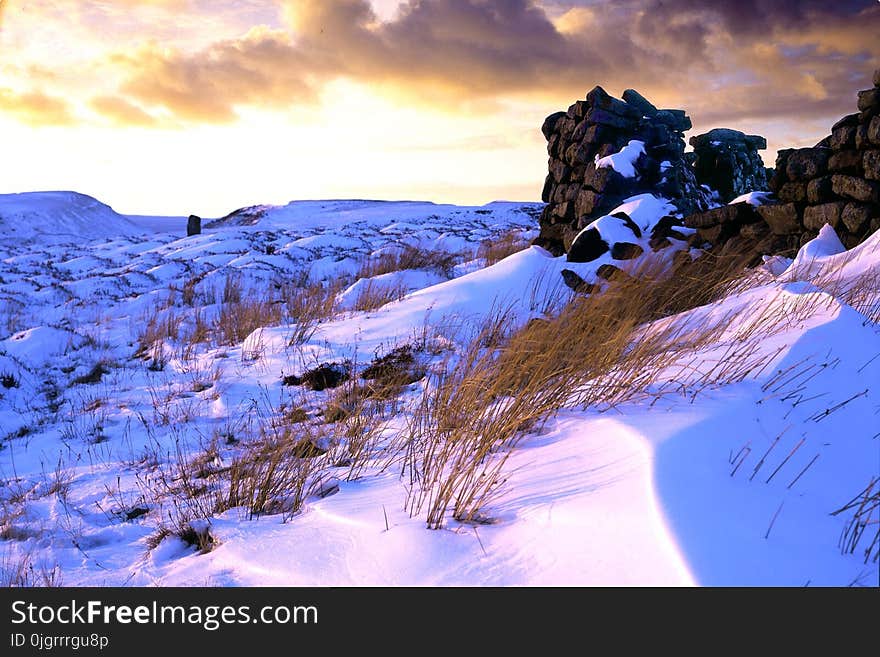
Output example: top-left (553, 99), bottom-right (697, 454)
top-left (0, 191), bottom-right (877, 587)
top-left (0, 191), bottom-right (144, 244)
top-left (335, 269), bottom-right (446, 311)
top-left (729, 191), bottom-right (773, 206)
top-left (595, 140), bottom-right (646, 178)
top-left (785, 223), bottom-right (846, 273)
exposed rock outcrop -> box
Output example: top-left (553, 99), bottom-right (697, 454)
top-left (534, 86), bottom-right (714, 256)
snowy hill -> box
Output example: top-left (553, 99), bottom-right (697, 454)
top-left (0, 191), bottom-right (877, 587)
top-left (0, 191), bottom-right (144, 244)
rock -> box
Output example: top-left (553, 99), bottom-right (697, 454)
top-left (541, 174), bottom-right (554, 203)
top-left (650, 215), bottom-right (683, 240)
top-left (596, 263), bottom-right (625, 281)
top-left (586, 86), bottom-right (642, 120)
top-left (683, 202), bottom-right (758, 229)
top-left (584, 107), bottom-right (637, 130)
top-left (757, 203), bottom-right (801, 235)
top-left (560, 269), bottom-right (596, 294)
top-left (830, 125), bottom-right (856, 151)
top-left (567, 227), bottom-right (609, 263)
top-left (649, 236), bottom-right (671, 251)
top-left (582, 161), bottom-right (621, 192)
top-left (187, 215), bottom-right (201, 236)
top-left (740, 221), bottom-right (770, 240)
top-left (555, 200), bottom-right (577, 222)
top-left (769, 149), bottom-right (793, 192)
top-left (570, 120), bottom-right (590, 142)
top-left (831, 113), bottom-right (860, 131)
top-left (610, 242), bottom-right (644, 260)
top-left (689, 128), bottom-right (769, 202)
top-left (864, 150), bottom-right (880, 180)
top-left (622, 89), bottom-right (658, 117)
top-left (807, 176), bottom-right (835, 204)
top-left (777, 182), bottom-right (807, 203)
top-left (857, 88), bottom-right (880, 112)
top-left (687, 232), bottom-right (707, 248)
top-left (567, 100), bottom-right (590, 121)
top-left (291, 362), bottom-right (350, 391)
top-left (828, 150), bottom-right (864, 174)
top-left (532, 232), bottom-right (565, 258)
top-left (697, 223), bottom-right (736, 244)
top-left (550, 159), bottom-right (570, 183)
top-left (562, 225), bottom-right (582, 251)
top-left (868, 116), bottom-right (880, 145)
top-left (609, 211), bottom-right (642, 237)
top-left (841, 202), bottom-right (872, 233)
top-left (874, 69), bottom-right (880, 87)
top-left (541, 112), bottom-right (566, 140)
top-left (537, 87), bottom-right (713, 258)
top-left (654, 109), bottom-right (692, 132)
top-left (746, 135), bottom-right (768, 150)
top-left (855, 125), bottom-right (870, 150)
top-left (785, 148), bottom-right (830, 180)
top-left (803, 202), bottom-right (845, 231)
top-left (831, 174), bottom-right (880, 203)
top-left (575, 188), bottom-right (603, 218)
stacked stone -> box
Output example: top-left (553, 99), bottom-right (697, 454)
top-left (765, 69), bottom-right (880, 249)
top-left (689, 129), bottom-right (769, 203)
top-left (535, 86), bottom-right (713, 256)
top-left (684, 69), bottom-right (880, 256)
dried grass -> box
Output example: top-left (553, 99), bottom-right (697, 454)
top-left (394, 252), bottom-right (815, 528)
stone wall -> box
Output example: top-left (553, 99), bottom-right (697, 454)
top-left (682, 69), bottom-right (880, 257)
top-left (688, 129), bottom-right (769, 203)
top-left (535, 86), bottom-right (714, 256)
top-left (767, 73), bottom-right (880, 249)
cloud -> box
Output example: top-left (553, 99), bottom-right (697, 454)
top-left (104, 0), bottom-right (877, 125)
top-left (3, 0), bottom-right (878, 132)
top-left (110, 28), bottom-right (321, 123)
top-left (0, 88), bottom-right (74, 126)
top-left (90, 95), bottom-right (158, 127)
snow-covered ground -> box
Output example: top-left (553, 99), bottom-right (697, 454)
top-left (0, 191), bottom-right (877, 587)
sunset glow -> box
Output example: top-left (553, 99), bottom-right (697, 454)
top-left (1, 0), bottom-right (877, 215)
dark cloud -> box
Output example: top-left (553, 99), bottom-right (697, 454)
top-left (639, 0), bottom-right (870, 36)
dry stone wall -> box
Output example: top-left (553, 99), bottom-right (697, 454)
top-left (535, 86), bottom-right (714, 256)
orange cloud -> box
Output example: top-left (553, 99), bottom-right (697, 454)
top-left (102, 0), bottom-right (878, 127)
top-left (111, 29), bottom-right (321, 123)
top-left (0, 87), bottom-right (74, 126)
top-left (90, 95), bottom-right (158, 127)
top-left (4, 0), bottom-right (878, 133)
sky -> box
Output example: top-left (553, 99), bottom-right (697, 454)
top-left (0, 0), bottom-right (877, 216)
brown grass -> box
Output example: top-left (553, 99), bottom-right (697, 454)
top-left (352, 280), bottom-right (409, 312)
top-left (358, 245), bottom-right (459, 279)
top-left (477, 230), bottom-right (531, 266)
top-left (394, 251), bottom-right (820, 528)
top-left (281, 280), bottom-right (341, 345)
top-left (134, 303), bottom-right (183, 359)
top-left (0, 551), bottom-right (62, 587)
top-left (215, 298), bottom-right (282, 346)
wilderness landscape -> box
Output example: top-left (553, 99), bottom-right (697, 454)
top-left (0, 1), bottom-right (878, 587)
